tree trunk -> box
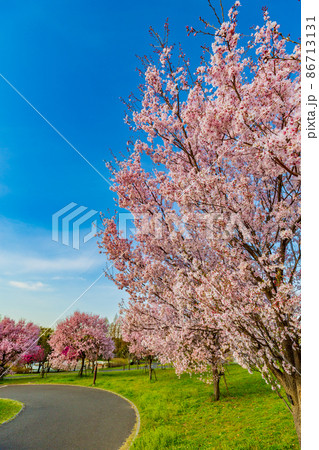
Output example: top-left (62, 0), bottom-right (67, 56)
top-left (291, 402), bottom-right (301, 447)
top-left (213, 377), bottom-right (220, 401)
top-left (222, 372), bottom-right (230, 395)
top-left (93, 363), bottom-right (98, 385)
top-left (149, 357), bottom-right (153, 381)
top-left (0, 365), bottom-right (6, 379)
top-left (37, 363), bottom-right (41, 373)
top-left (91, 361), bottom-right (95, 374)
top-left (212, 365), bottom-right (220, 401)
top-left (79, 356), bottom-right (85, 377)
top-left (272, 366), bottom-right (301, 446)
top-left (284, 376), bottom-right (301, 446)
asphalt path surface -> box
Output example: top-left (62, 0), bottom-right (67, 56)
top-left (0, 385), bottom-right (137, 450)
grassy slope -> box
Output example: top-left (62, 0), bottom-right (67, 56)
top-left (1, 364), bottom-right (299, 449)
top-left (0, 398), bottom-right (23, 425)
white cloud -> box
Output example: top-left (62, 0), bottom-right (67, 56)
top-left (0, 217), bottom-right (121, 326)
top-left (51, 275), bottom-right (86, 281)
top-left (0, 252), bottom-right (102, 276)
top-left (4, 253), bottom-right (98, 273)
top-left (9, 280), bottom-right (49, 291)
top-left (0, 216), bottom-right (104, 277)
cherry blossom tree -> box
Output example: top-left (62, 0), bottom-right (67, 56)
top-left (103, 232), bottom-right (227, 392)
top-left (49, 311), bottom-right (115, 377)
top-left (0, 317), bottom-right (40, 378)
top-left (119, 297), bottom-right (226, 396)
top-left (118, 310), bottom-right (157, 381)
top-left (101, 1), bottom-right (301, 441)
top-left (21, 346), bottom-right (45, 369)
top-left (22, 328), bottom-right (53, 376)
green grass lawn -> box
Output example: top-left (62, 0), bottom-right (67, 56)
top-left (0, 398), bottom-right (23, 425)
top-left (1, 364), bottom-right (299, 449)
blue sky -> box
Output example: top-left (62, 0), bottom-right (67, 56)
top-left (0, 1), bottom-right (300, 327)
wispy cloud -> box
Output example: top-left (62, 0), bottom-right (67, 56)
top-left (51, 275), bottom-right (86, 281)
top-left (0, 252), bottom-right (101, 275)
top-left (0, 217), bottom-right (112, 325)
top-left (9, 280), bottom-right (50, 291)
top-left (0, 216), bottom-right (103, 277)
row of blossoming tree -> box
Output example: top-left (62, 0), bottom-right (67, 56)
top-left (49, 311), bottom-right (114, 379)
top-left (0, 317), bottom-right (41, 377)
top-left (0, 312), bottom-right (114, 383)
top-left (100, 1), bottom-right (301, 442)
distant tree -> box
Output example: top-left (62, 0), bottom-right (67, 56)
top-left (37, 327), bottom-right (53, 375)
top-left (118, 312), bottom-right (157, 381)
top-left (109, 315), bottom-right (130, 359)
top-left (21, 346), bottom-right (45, 370)
top-left (21, 327), bottom-right (53, 375)
top-left (38, 327), bottom-right (53, 358)
top-left (0, 317), bottom-right (40, 378)
top-left (49, 311), bottom-right (115, 378)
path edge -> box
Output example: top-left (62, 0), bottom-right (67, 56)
top-left (0, 386), bottom-right (25, 427)
top-left (0, 383), bottom-right (140, 449)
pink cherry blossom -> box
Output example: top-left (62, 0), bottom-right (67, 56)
top-left (0, 317), bottom-right (40, 377)
top-left (100, 2), bottom-right (300, 441)
top-left (49, 311), bottom-right (115, 376)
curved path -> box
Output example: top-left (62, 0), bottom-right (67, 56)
top-left (0, 385), bottom-right (137, 450)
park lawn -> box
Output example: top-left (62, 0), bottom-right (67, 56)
top-left (0, 398), bottom-right (23, 425)
top-left (1, 364), bottom-right (299, 449)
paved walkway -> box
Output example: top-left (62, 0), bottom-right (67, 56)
top-left (0, 385), bottom-right (137, 449)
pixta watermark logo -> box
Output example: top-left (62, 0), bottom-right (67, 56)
top-left (117, 211), bottom-right (251, 242)
top-left (52, 202), bottom-right (98, 249)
